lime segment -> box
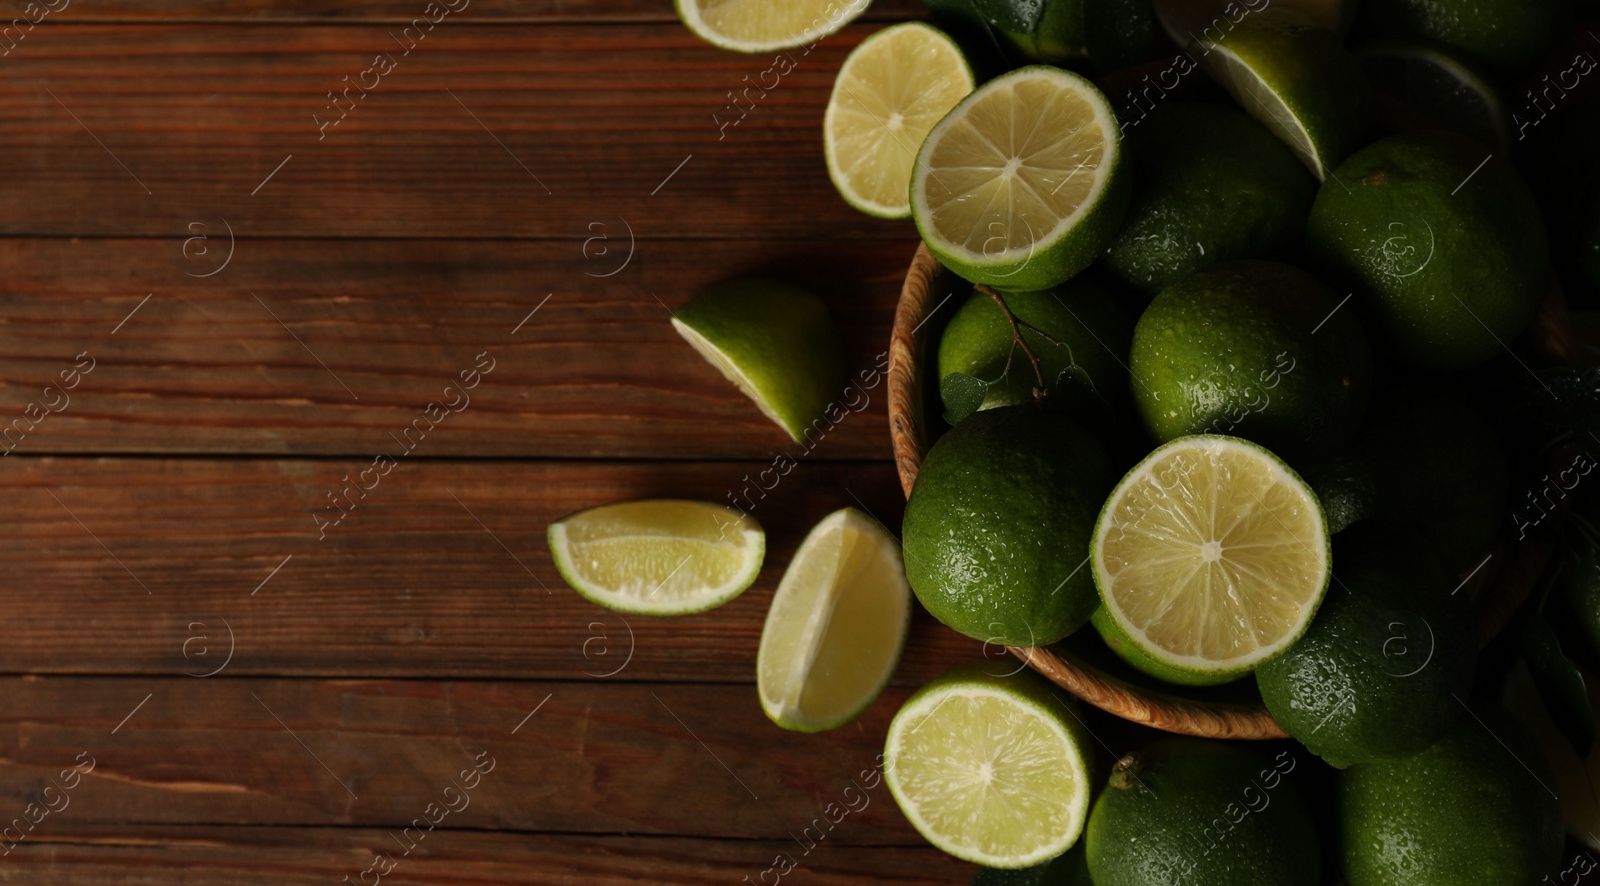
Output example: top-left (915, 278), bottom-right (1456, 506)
top-left (547, 500), bottom-right (764, 615)
top-left (885, 665), bottom-right (1093, 869)
top-left (825, 22), bottom-right (974, 218)
top-left (911, 65), bottom-right (1127, 290)
top-left (1092, 435), bottom-right (1330, 681)
top-left (675, 0), bottom-right (870, 53)
top-left (757, 508), bottom-right (910, 732)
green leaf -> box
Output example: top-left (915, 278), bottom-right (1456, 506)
top-left (940, 372), bottom-right (990, 425)
top-left (1522, 612), bottom-right (1596, 759)
top-left (1054, 363), bottom-right (1102, 405)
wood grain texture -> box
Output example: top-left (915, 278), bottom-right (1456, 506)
top-left (0, 677), bottom-right (951, 841)
top-left (0, 827), bottom-right (970, 884)
top-left (0, 237), bottom-right (915, 457)
top-left (0, 22), bottom-right (915, 240)
top-left (0, 456), bottom-right (979, 681)
top-left (26, 0), bottom-right (923, 23)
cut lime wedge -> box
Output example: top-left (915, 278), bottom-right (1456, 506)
top-left (670, 278), bottom-right (846, 445)
top-left (911, 65), bottom-right (1128, 290)
top-left (885, 663), bottom-right (1094, 869)
top-left (1192, 7), bottom-right (1374, 180)
top-left (1092, 435), bottom-right (1331, 682)
top-left (757, 508), bottom-right (910, 732)
top-left (675, 0), bottom-right (871, 53)
top-left (825, 22), bottom-right (975, 219)
top-left (548, 499), bottom-right (764, 615)
top-left (1359, 39), bottom-right (1510, 153)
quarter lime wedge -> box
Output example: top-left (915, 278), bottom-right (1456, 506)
top-left (757, 508), bottom-right (910, 732)
top-left (548, 499), bottom-right (764, 615)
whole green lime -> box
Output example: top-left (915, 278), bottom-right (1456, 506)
top-left (902, 406), bottom-right (1112, 646)
top-left (1086, 738), bottom-right (1320, 886)
top-left (1129, 260), bottom-right (1372, 464)
top-left (1359, 0), bottom-right (1572, 72)
top-left (1354, 388), bottom-right (1508, 572)
top-left (1104, 102), bottom-right (1317, 294)
top-left (1255, 527), bottom-right (1476, 768)
top-left (1306, 131), bottom-right (1549, 370)
top-left (937, 282), bottom-right (1133, 421)
top-left (1338, 704), bottom-right (1563, 886)
top-left (967, 0), bottom-right (1156, 71)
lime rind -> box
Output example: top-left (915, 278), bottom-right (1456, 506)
top-left (885, 666), bottom-right (1093, 869)
top-left (757, 507), bottom-right (911, 732)
top-left (547, 500), bottom-right (765, 616)
top-left (910, 65), bottom-right (1127, 290)
top-left (1091, 435), bottom-right (1331, 681)
top-left (675, 0), bottom-right (872, 53)
top-left (670, 317), bottom-right (798, 436)
top-left (824, 22), bottom-right (976, 219)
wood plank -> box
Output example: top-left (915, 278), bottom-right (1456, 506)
top-left (0, 457), bottom-right (981, 681)
top-left (0, 237), bottom-right (917, 457)
top-left (0, 677), bottom-right (978, 846)
top-left (0, 827), bottom-right (972, 884)
top-left (0, 22), bottom-right (916, 240)
top-left (27, 0), bottom-right (923, 23)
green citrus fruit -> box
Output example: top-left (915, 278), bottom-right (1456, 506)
top-left (1092, 434), bottom-right (1331, 684)
top-left (1089, 605), bottom-right (1242, 686)
top-left (1358, 39), bottom-right (1510, 153)
top-left (902, 406), bottom-right (1112, 646)
top-left (936, 281), bottom-right (1133, 421)
top-left (824, 22), bottom-right (975, 219)
top-left (1306, 130), bottom-right (1549, 370)
top-left (1104, 101), bottom-right (1317, 294)
top-left (1129, 260), bottom-right (1372, 464)
top-left (675, 0), bottom-right (869, 53)
top-left (1086, 737), bottom-right (1321, 886)
top-left (885, 663), bottom-right (1094, 869)
top-left (971, 842), bottom-right (1094, 885)
top-left (1255, 526), bottom-right (1477, 768)
top-left (967, 0), bottom-right (1157, 71)
top-left (1190, 7), bottom-right (1376, 179)
top-left (1338, 704), bottom-right (1564, 886)
top-left (1358, 0), bottom-right (1573, 72)
top-left (670, 278), bottom-right (847, 445)
top-left (911, 65), bottom-right (1129, 291)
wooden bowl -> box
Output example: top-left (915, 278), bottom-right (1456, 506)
top-left (889, 241), bottom-right (1575, 740)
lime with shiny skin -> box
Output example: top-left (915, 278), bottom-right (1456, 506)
top-left (902, 405), bottom-right (1112, 647)
top-left (1306, 131), bottom-right (1549, 370)
top-left (1358, 0), bottom-right (1573, 72)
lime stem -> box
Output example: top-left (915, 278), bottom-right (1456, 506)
top-left (976, 284), bottom-right (1048, 403)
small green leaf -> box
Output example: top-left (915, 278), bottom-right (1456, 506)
top-left (1054, 363), bottom-right (1102, 405)
top-left (1522, 612), bottom-right (1596, 759)
top-left (940, 372), bottom-right (990, 425)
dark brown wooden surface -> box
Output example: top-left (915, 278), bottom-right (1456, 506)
top-left (0, 3), bottom-right (979, 882)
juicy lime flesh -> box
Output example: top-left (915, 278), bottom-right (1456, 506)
top-left (1204, 42), bottom-right (1321, 175)
top-left (552, 500), bottom-right (761, 610)
top-left (1096, 437), bottom-right (1328, 673)
top-left (690, 0), bottom-right (866, 47)
top-left (759, 509), bottom-right (909, 729)
top-left (890, 686), bottom-right (1087, 867)
top-left (827, 24), bottom-right (973, 216)
top-left (921, 72), bottom-right (1110, 262)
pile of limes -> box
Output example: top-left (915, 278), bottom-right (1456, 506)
top-left (539, 1), bottom-right (1600, 883)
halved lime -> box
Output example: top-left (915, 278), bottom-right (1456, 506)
top-left (824, 23), bottom-right (974, 219)
top-left (1192, 7), bottom-right (1375, 180)
top-left (885, 663), bottom-right (1093, 869)
top-left (1358, 39), bottom-right (1510, 153)
top-left (910, 65), bottom-right (1128, 290)
top-left (1091, 435), bottom-right (1330, 683)
top-left (547, 499), bottom-right (764, 615)
top-left (675, 0), bottom-right (871, 53)
top-left (670, 278), bottom-right (846, 445)
top-left (757, 508), bottom-right (910, 732)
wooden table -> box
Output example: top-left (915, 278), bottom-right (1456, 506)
top-left (0, 1), bottom-right (983, 881)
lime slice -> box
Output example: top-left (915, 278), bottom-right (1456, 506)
top-left (670, 278), bottom-right (846, 445)
top-left (757, 508), bottom-right (911, 732)
top-left (824, 23), bottom-right (975, 219)
top-left (910, 65), bottom-right (1128, 291)
top-left (1192, 7), bottom-right (1375, 180)
top-left (1091, 435), bottom-right (1330, 682)
top-left (885, 664), bottom-right (1093, 869)
top-left (547, 499), bottom-right (764, 615)
top-left (1358, 39), bottom-right (1510, 153)
top-left (675, 0), bottom-right (871, 53)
